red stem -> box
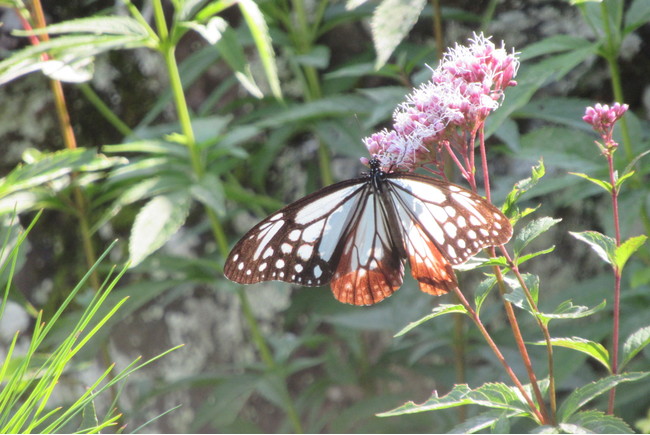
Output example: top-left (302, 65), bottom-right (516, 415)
top-left (607, 153), bottom-right (622, 414)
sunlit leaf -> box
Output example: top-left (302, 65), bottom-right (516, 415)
top-left (394, 304), bottom-right (467, 337)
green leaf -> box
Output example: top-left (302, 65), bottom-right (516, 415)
top-left (238, 0), bottom-right (282, 100)
top-left (625, 0), bottom-right (650, 33)
top-left (190, 173), bottom-right (225, 217)
top-left (503, 273), bottom-right (539, 313)
top-left (393, 304), bottom-right (467, 337)
top-left (614, 169), bottom-right (635, 190)
top-left (502, 160), bottom-right (545, 219)
top-left (378, 382), bottom-right (530, 417)
top-left (562, 410), bottom-right (633, 433)
top-left (537, 300), bottom-right (606, 325)
top-left (569, 172), bottom-right (612, 193)
top-left (513, 217), bottom-right (561, 257)
top-left (474, 276), bottom-right (496, 315)
top-left (18, 16), bottom-right (150, 36)
top-left (533, 337), bottom-right (610, 372)
top-left (449, 409), bottom-right (525, 434)
top-left (371, 0), bottom-right (427, 69)
top-left (129, 193), bottom-right (192, 267)
top-left (613, 235), bottom-right (647, 271)
top-left (558, 372), bottom-right (650, 421)
top-left (620, 325), bottom-right (650, 371)
top-left (569, 231), bottom-right (616, 265)
top-left (516, 246), bottom-right (555, 265)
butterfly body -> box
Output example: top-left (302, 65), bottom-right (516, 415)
top-left (225, 159), bottom-right (512, 305)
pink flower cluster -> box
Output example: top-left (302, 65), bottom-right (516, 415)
top-left (362, 33), bottom-right (519, 173)
top-left (583, 103), bottom-right (628, 144)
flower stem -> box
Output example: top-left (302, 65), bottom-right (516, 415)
top-left (606, 153), bottom-right (622, 414)
top-left (451, 286), bottom-right (545, 424)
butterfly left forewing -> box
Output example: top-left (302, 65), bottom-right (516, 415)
top-left (224, 180), bottom-right (367, 286)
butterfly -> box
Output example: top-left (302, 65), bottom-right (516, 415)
top-left (224, 158), bottom-right (512, 305)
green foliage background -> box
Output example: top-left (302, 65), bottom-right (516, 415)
top-left (0, 0), bottom-right (649, 433)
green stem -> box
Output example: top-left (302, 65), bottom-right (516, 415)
top-left (154, 1), bottom-right (302, 429)
top-left (79, 84), bottom-right (133, 137)
top-left (600, 2), bottom-right (632, 163)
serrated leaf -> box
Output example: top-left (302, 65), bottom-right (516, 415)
top-left (378, 384), bottom-right (472, 416)
top-left (394, 304), bottom-right (467, 337)
top-left (613, 235), bottom-right (647, 271)
top-left (129, 193), bottom-right (191, 267)
top-left (569, 231), bottom-right (615, 265)
top-left (537, 300), bottom-right (606, 325)
top-left (563, 410), bottom-right (633, 433)
top-left (569, 172), bottom-right (612, 192)
top-left (513, 217), bottom-right (561, 257)
top-left (558, 372), bottom-right (650, 421)
top-left (18, 16), bottom-right (150, 37)
top-left (371, 0), bottom-right (427, 69)
top-left (620, 325), bottom-right (650, 370)
top-left (533, 337), bottom-right (610, 372)
top-left (378, 382), bottom-right (530, 417)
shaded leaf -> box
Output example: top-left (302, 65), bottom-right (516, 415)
top-left (449, 409), bottom-right (526, 434)
top-left (558, 372), bottom-right (649, 420)
top-left (562, 410), bottom-right (633, 433)
top-left (620, 325), bottom-right (650, 371)
top-left (516, 246), bottom-right (555, 265)
top-left (569, 231), bottom-right (615, 265)
top-left (569, 172), bottom-right (612, 193)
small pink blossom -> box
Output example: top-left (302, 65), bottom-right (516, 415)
top-left (583, 103), bottom-right (628, 142)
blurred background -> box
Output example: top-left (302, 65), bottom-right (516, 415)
top-left (1, 0), bottom-right (649, 432)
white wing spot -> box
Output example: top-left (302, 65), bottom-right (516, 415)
top-left (232, 254), bottom-right (239, 262)
top-left (313, 265), bottom-right (322, 278)
top-left (443, 221), bottom-right (457, 238)
top-left (457, 216), bottom-right (467, 228)
top-left (288, 230), bottom-right (301, 241)
top-left (295, 264), bottom-right (304, 273)
top-left (468, 229), bottom-right (477, 239)
top-left (269, 213), bottom-right (283, 221)
top-left (303, 221), bottom-right (325, 243)
top-left (279, 271), bottom-right (285, 278)
top-left (297, 244), bottom-right (313, 261)
top-left (246, 269), bottom-right (252, 276)
top-left (447, 246), bottom-right (457, 257)
top-left (448, 185), bottom-right (461, 192)
top-left (275, 259), bottom-right (285, 268)
top-left (444, 206), bottom-right (457, 217)
top-left (493, 221), bottom-right (502, 230)
top-left (281, 243), bottom-right (293, 254)
top-left (480, 228), bottom-right (490, 236)
top-left (263, 247), bottom-right (274, 259)
top-left (457, 239), bottom-right (466, 249)
top-left (469, 215), bottom-right (481, 226)
top-left (237, 262), bottom-right (244, 270)
top-left (259, 263), bottom-right (267, 271)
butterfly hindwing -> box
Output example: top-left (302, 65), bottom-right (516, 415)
top-left (330, 192), bottom-right (405, 305)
